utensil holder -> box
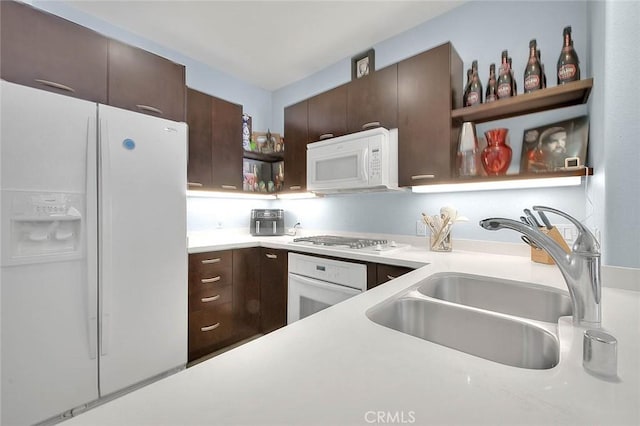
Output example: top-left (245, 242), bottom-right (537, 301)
top-left (530, 226), bottom-right (571, 264)
top-left (430, 230), bottom-right (452, 252)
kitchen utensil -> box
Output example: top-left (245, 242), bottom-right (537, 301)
top-left (520, 216), bottom-right (534, 227)
top-left (521, 235), bottom-right (539, 249)
top-left (524, 208), bottom-right (543, 228)
top-left (537, 210), bottom-right (554, 229)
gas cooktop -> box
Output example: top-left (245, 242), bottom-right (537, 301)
top-left (291, 235), bottom-right (406, 253)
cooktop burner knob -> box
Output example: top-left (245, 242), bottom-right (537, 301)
top-left (390, 241), bottom-right (397, 247)
top-left (374, 244), bottom-right (383, 251)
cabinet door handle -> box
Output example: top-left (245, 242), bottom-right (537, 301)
top-left (136, 104), bottom-right (163, 115)
top-left (411, 174), bottom-right (436, 180)
top-left (289, 185), bottom-right (301, 191)
top-left (201, 295), bottom-right (221, 303)
top-left (201, 258), bottom-right (221, 264)
top-left (265, 253), bottom-right (278, 259)
top-left (201, 323), bottom-right (220, 332)
top-left (35, 79), bottom-right (75, 93)
top-left (386, 275), bottom-right (397, 280)
top-left (362, 121), bottom-right (381, 130)
top-left (221, 185), bottom-right (237, 190)
top-left (201, 276), bottom-right (221, 284)
top-left (319, 133), bottom-right (334, 140)
top-left (188, 182), bottom-right (203, 187)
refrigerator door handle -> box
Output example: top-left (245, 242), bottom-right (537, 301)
top-left (86, 114), bottom-right (99, 359)
top-left (98, 114), bottom-right (112, 357)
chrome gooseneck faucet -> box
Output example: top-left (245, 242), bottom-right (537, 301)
top-left (480, 206), bottom-right (601, 327)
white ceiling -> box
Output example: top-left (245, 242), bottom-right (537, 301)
top-left (62, 1), bottom-right (464, 91)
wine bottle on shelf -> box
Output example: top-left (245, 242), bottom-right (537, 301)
top-left (485, 63), bottom-right (498, 103)
top-left (508, 57), bottom-right (517, 95)
top-left (524, 39), bottom-right (543, 93)
top-left (463, 68), bottom-right (472, 106)
top-left (466, 60), bottom-right (483, 106)
top-left (538, 49), bottom-right (548, 88)
top-left (497, 50), bottom-right (513, 99)
top-left (557, 25), bottom-right (581, 84)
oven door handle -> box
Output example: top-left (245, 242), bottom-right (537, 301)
top-left (288, 273), bottom-right (362, 295)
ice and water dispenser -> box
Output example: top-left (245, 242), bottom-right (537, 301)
top-left (2, 191), bottom-right (83, 265)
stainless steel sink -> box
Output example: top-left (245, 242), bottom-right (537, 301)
top-left (366, 296), bottom-right (560, 369)
top-left (417, 272), bottom-right (572, 323)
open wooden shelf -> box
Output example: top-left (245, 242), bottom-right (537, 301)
top-left (451, 78), bottom-right (593, 124)
top-left (453, 167), bottom-right (592, 184)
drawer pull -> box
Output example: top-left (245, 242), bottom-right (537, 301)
top-left (319, 133), bottom-right (334, 140)
top-left (201, 323), bottom-right (220, 332)
top-left (411, 174), bottom-right (436, 180)
top-left (362, 121), bottom-right (381, 130)
top-left (201, 258), bottom-right (221, 264)
top-left (221, 185), bottom-right (237, 190)
top-left (265, 253), bottom-right (278, 259)
top-left (35, 79), bottom-right (75, 93)
top-left (201, 276), bottom-right (221, 284)
top-left (201, 295), bottom-right (221, 303)
top-left (386, 275), bottom-right (397, 280)
top-left (188, 182), bottom-right (203, 187)
top-left (136, 104), bottom-right (163, 115)
top-left (289, 185), bottom-right (301, 191)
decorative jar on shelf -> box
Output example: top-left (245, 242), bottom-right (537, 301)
top-left (481, 128), bottom-right (512, 175)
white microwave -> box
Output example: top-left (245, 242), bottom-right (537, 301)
top-left (306, 127), bottom-right (398, 193)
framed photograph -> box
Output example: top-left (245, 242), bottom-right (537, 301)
top-left (520, 116), bottom-right (589, 173)
top-left (351, 49), bottom-right (375, 80)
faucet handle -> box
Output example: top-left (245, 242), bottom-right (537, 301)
top-left (532, 206), bottom-right (600, 254)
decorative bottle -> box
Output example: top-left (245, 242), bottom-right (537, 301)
top-left (485, 63), bottom-right (498, 103)
top-left (557, 26), bottom-right (581, 84)
top-left (466, 60), bottom-right (483, 106)
top-left (463, 68), bottom-right (472, 106)
top-left (509, 57), bottom-right (517, 95)
top-left (524, 39), bottom-right (543, 93)
top-left (497, 50), bottom-right (513, 99)
top-left (538, 49), bottom-right (548, 88)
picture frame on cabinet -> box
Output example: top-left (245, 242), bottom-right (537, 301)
top-left (520, 115), bottom-right (589, 173)
top-left (351, 49), bottom-right (375, 80)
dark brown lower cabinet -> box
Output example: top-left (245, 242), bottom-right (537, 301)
top-left (188, 247), bottom-right (288, 363)
top-left (368, 263), bottom-right (415, 290)
top-left (260, 248), bottom-right (288, 334)
top-left (233, 248), bottom-right (262, 340)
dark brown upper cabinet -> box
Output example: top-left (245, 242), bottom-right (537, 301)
top-left (397, 42), bottom-right (463, 186)
top-left (108, 40), bottom-right (186, 122)
top-left (0, 0), bottom-right (108, 103)
top-left (187, 88), bottom-right (243, 191)
top-left (283, 100), bottom-right (309, 193)
top-left (346, 64), bottom-right (398, 133)
top-left (308, 84), bottom-right (348, 143)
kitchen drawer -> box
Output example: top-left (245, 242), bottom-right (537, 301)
top-left (188, 284), bottom-right (232, 313)
top-left (188, 303), bottom-right (234, 354)
top-left (372, 264), bottom-right (414, 289)
top-left (189, 251), bottom-right (233, 291)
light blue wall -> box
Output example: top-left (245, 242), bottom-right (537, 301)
top-left (600, 1), bottom-right (640, 267)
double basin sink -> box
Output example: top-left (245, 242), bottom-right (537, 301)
top-left (366, 272), bottom-right (572, 369)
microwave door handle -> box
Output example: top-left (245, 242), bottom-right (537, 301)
top-left (362, 149), bottom-right (369, 181)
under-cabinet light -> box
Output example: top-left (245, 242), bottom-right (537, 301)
top-left (186, 190), bottom-right (276, 200)
top-left (411, 176), bottom-right (583, 194)
top-left (276, 192), bottom-right (318, 200)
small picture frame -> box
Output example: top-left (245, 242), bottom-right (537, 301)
top-left (520, 116), bottom-right (589, 173)
top-left (351, 49), bottom-right (375, 80)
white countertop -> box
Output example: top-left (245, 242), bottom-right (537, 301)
top-left (66, 233), bottom-right (640, 425)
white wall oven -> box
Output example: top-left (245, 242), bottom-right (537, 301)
top-left (287, 252), bottom-right (367, 323)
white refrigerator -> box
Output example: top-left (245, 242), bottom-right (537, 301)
top-left (1, 81), bottom-right (188, 425)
